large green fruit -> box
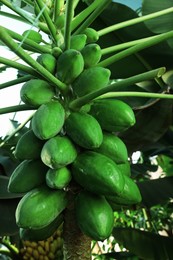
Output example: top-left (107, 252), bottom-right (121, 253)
top-left (19, 213), bottom-right (63, 241)
top-left (72, 151), bottom-right (125, 196)
top-left (106, 175), bottom-right (142, 205)
top-left (72, 67), bottom-right (111, 97)
top-left (32, 100), bottom-right (65, 140)
top-left (70, 34), bottom-right (87, 51)
top-left (82, 27), bottom-right (99, 43)
top-left (8, 159), bottom-right (48, 193)
top-left (65, 111), bottom-right (103, 149)
top-left (81, 43), bottom-right (102, 68)
top-left (20, 79), bottom-right (55, 107)
top-left (116, 161), bottom-right (131, 177)
top-left (16, 185), bottom-right (67, 229)
top-left (56, 49), bottom-right (84, 84)
top-left (14, 130), bottom-right (44, 160)
top-left (89, 99), bottom-right (136, 133)
top-left (22, 29), bottom-right (42, 43)
top-left (75, 191), bottom-right (114, 241)
top-left (94, 133), bottom-right (128, 164)
top-left (36, 53), bottom-right (57, 74)
top-left (46, 167), bottom-right (72, 189)
top-left (41, 135), bottom-right (78, 169)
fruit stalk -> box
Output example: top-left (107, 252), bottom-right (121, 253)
top-left (64, 0), bottom-right (75, 50)
top-left (0, 75), bottom-right (32, 90)
top-left (63, 185), bottom-right (92, 260)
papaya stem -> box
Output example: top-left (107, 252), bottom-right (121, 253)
top-left (35, 0), bottom-right (57, 43)
top-left (71, 0), bottom-right (102, 32)
top-left (4, 27), bottom-right (51, 54)
top-left (0, 75), bottom-right (32, 90)
top-left (0, 26), bottom-right (68, 92)
top-left (0, 104), bottom-right (35, 115)
top-left (64, 0), bottom-right (75, 50)
top-left (54, 0), bottom-right (64, 19)
top-left (97, 30), bottom-right (173, 68)
top-left (98, 7), bottom-right (173, 36)
top-left (0, 57), bottom-right (39, 78)
top-left (73, 0), bottom-right (112, 35)
top-left (69, 67), bottom-right (166, 110)
top-left (0, 10), bottom-right (31, 24)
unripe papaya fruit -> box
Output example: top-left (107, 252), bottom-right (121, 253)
top-left (72, 151), bottom-right (125, 196)
top-left (20, 79), bottom-right (55, 107)
top-left (8, 159), bottom-right (48, 193)
top-left (31, 100), bottom-right (65, 140)
top-left (106, 175), bottom-right (142, 205)
top-left (65, 111), bottom-right (103, 149)
top-left (72, 67), bottom-right (111, 97)
top-left (94, 133), bottom-right (128, 164)
top-left (89, 99), bottom-right (136, 133)
top-left (70, 34), bottom-right (87, 51)
top-left (22, 30), bottom-right (42, 44)
top-left (19, 213), bottom-right (63, 241)
top-left (16, 185), bottom-right (67, 229)
top-left (55, 14), bottom-right (65, 30)
top-left (116, 161), bottom-right (131, 177)
top-left (75, 191), bottom-right (114, 241)
top-left (14, 130), bottom-right (44, 160)
top-left (83, 27), bottom-right (99, 43)
top-left (81, 43), bottom-right (102, 68)
top-left (41, 135), bottom-right (78, 169)
top-left (56, 49), bottom-right (84, 84)
top-left (36, 53), bottom-right (57, 74)
top-left (46, 167), bottom-right (72, 189)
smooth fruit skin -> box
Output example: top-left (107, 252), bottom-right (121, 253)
top-left (16, 185), bottom-right (67, 229)
top-left (32, 100), bottom-right (65, 140)
top-left (116, 161), bottom-right (131, 177)
top-left (8, 159), bottom-right (48, 193)
top-left (36, 53), bottom-right (57, 74)
top-left (56, 49), bottom-right (84, 84)
top-left (75, 191), bottom-right (114, 241)
top-left (65, 111), bottom-right (103, 149)
top-left (46, 167), bottom-right (72, 189)
top-left (106, 175), bottom-right (142, 205)
top-left (83, 27), bottom-right (99, 43)
top-left (14, 130), bottom-right (44, 160)
top-left (94, 132), bottom-right (128, 164)
top-left (72, 151), bottom-right (125, 196)
top-left (22, 30), bottom-right (42, 43)
top-left (72, 67), bottom-right (111, 97)
top-left (70, 34), bottom-right (87, 51)
top-left (41, 135), bottom-right (78, 169)
top-left (89, 99), bottom-right (136, 133)
top-left (20, 79), bottom-right (55, 107)
top-left (81, 43), bottom-right (102, 68)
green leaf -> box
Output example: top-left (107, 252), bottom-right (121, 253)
top-left (157, 154), bottom-right (173, 176)
top-left (112, 227), bottom-right (173, 260)
top-left (0, 175), bottom-right (24, 199)
top-left (137, 176), bottom-right (173, 207)
top-left (142, 0), bottom-right (173, 34)
top-left (0, 198), bottom-right (19, 236)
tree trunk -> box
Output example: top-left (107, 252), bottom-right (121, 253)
top-left (63, 184), bottom-right (92, 260)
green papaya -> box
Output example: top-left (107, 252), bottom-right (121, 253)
top-left (20, 79), bottom-right (55, 107)
top-left (89, 99), bottom-right (136, 133)
top-left (106, 175), bottom-right (142, 205)
top-left (56, 49), bottom-right (84, 84)
top-left (8, 159), bottom-right (48, 193)
top-left (65, 111), bottom-right (103, 149)
top-left (16, 185), bottom-right (67, 229)
top-left (55, 14), bottom-right (65, 29)
top-left (116, 161), bottom-right (131, 177)
top-left (36, 53), bottom-right (57, 74)
top-left (83, 27), bottom-right (99, 43)
top-left (22, 30), bottom-right (42, 44)
top-left (70, 34), bottom-right (87, 51)
top-left (41, 135), bottom-right (78, 169)
top-left (31, 100), bottom-right (65, 140)
top-left (81, 43), bottom-right (102, 68)
top-left (75, 191), bottom-right (114, 241)
top-left (72, 67), bottom-right (111, 97)
top-left (19, 213), bottom-right (63, 241)
top-left (72, 151), bottom-right (125, 196)
top-left (14, 130), bottom-right (44, 160)
top-left (46, 167), bottom-right (72, 189)
top-left (51, 47), bottom-right (63, 58)
top-left (94, 133), bottom-right (128, 164)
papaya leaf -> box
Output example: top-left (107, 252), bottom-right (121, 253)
top-left (112, 227), bottom-right (173, 260)
top-left (0, 175), bottom-right (24, 199)
top-left (156, 155), bottom-right (173, 177)
top-left (96, 251), bottom-right (139, 260)
top-left (120, 99), bottom-right (173, 154)
top-left (137, 176), bottom-right (173, 207)
top-left (0, 198), bottom-right (19, 236)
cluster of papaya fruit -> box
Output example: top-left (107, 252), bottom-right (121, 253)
top-left (8, 21), bottom-right (142, 245)
top-left (20, 223), bottom-right (63, 259)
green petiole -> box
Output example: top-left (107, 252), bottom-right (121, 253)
top-left (0, 75), bottom-right (32, 90)
top-left (0, 104), bottom-right (35, 115)
top-left (63, 0), bottom-right (75, 50)
top-left (69, 67), bottom-right (166, 110)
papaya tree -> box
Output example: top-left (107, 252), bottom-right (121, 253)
top-left (1, 0), bottom-right (173, 259)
